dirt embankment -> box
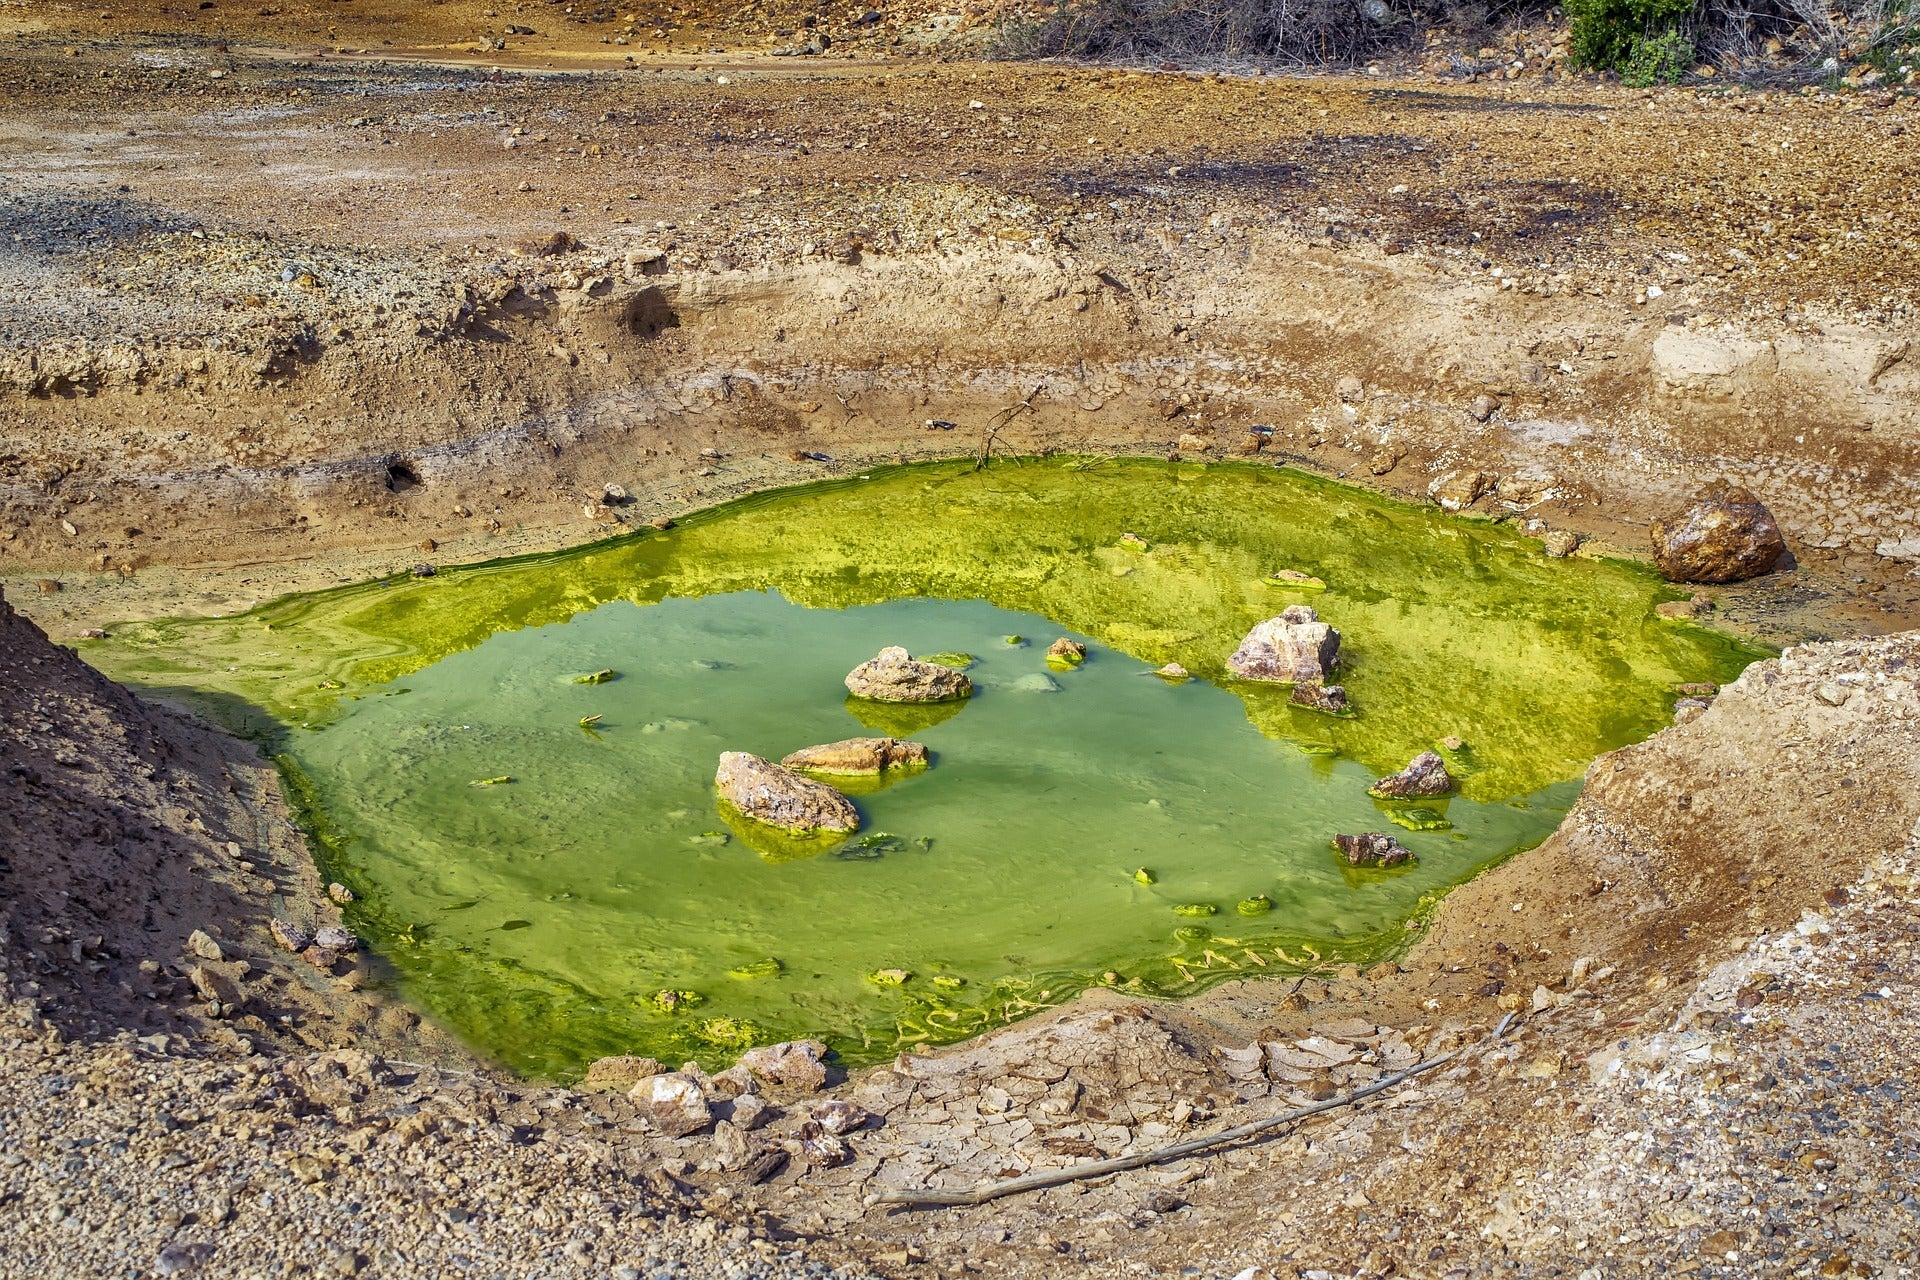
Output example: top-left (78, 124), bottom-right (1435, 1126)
top-left (2, 41), bottom-right (1918, 643)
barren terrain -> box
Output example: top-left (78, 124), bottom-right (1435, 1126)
top-left (3, 2), bottom-right (1920, 1277)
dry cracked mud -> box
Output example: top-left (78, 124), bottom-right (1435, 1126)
top-left (3, 5), bottom-right (1920, 1278)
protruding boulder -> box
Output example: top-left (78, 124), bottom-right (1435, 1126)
top-left (715, 752), bottom-right (860, 835)
top-left (1046, 637), bottom-right (1087, 668)
top-left (1369, 751), bottom-right (1453, 799)
top-left (1226, 605), bottom-right (1341, 683)
top-left (1333, 832), bottom-right (1416, 867)
top-left (630, 1071), bottom-right (713, 1137)
top-left (810, 1099), bottom-right (871, 1134)
top-left (1429, 469), bottom-right (1493, 512)
top-left (738, 1039), bottom-right (831, 1092)
top-left (1650, 482), bottom-right (1785, 583)
top-left (780, 737), bottom-right (927, 777)
top-left (844, 646), bottom-right (973, 703)
top-left (1289, 681), bottom-right (1349, 714)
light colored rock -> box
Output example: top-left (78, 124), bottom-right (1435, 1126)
top-left (714, 752), bottom-right (860, 835)
top-left (844, 646), bottom-right (973, 703)
top-left (631, 1072), bottom-right (713, 1137)
top-left (314, 925), bottom-right (358, 952)
top-left (269, 919), bottom-right (312, 953)
top-left (1046, 637), bottom-right (1087, 667)
top-left (1175, 431), bottom-right (1209, 454)
top-left (1336, 375), bottom-right (1365, 402)
top-left (1428, 469), bottom-right (1493, 512)
top-left (779, 737), bottom-right (927, 776)
top-left (1540, 529), bottom-right (1580, 558)
top-left (738, 1039), bottom-right (830, 1092)
top-left (1468, 394), bottom-right (1501, 422)
top-left (811, 1099), bottom-right (870, 1134)
top-left (730, 1093), bottom-right (772, 1131)
top-left (186, 929), bottom-right (223, 961)
top-left (1226, 605), bottom-right (1341, 683)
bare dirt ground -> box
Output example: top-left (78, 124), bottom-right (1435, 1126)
top-left (3, 3), bottom-right (1920, 1277)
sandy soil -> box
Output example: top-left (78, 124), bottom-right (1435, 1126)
top-left (4, 6), bottom-right (1920, 1278)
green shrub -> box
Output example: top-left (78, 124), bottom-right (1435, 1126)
top-left (1566, 0), bottom-right (1694, 74)
top-left (1621, 26), bottom-right (1694, 82)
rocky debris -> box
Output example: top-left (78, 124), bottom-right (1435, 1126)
top-left (581, 1054), bottom-right (665, 1091)
top-left (797, 1120), bottom-right (852, 1166)
top-left (410, 562), bottom-right (435, 578)
top-left (844, 646), bottom-right (972, 703)
top-left (269, 919), bottom-right (312, 953)
top-left (1650, 481), bottom-right (1787, 583)
top-left (730, 1093), bottom-right (773, 1131)
top-left (706, 1063), bottom-right (755, 1100)
top-left (1174, 431), bottom-right (1209, 454)
top-left (1368, 750), bottom-right (1453, 798)
top-left (738, 1039), bottom-right (831, 1092)
top-left (1046, 637), bottom-right (1087, 667)
top-left (313, 925), bottom-right (358, 952)
top-left (1226, 605), bottom-right (1341, 683)
top-left (631, 1071), bottom-right (714, 1137)
top-left (1288, 681), bottom-right (1349, 714)
top-left (1428, 469), bottom-right (1494, 512)
top-left (326, 881), bottom-right (354, 903)
top-left (1367, 448), bottom-right (1401, 475)
top-left (1336, 375), bottom-right (1365, 402)
top-left (1468, 394), bottom-right (1502, 422)
top-left (1540, 529), bottom-right (1580, 558)
top-left (185, 929), bottom-right (223, 961)
top-left (1333, 832), bottom-right (1416, 866)
top-left (779, 736), bottom-right (928, 776)
top-left (1153, 662), bottom-right (1191, 681)
top-left (714, 752), bottom-right (860, 835)
top-left (1672, 695), bottom-right (1714, 724)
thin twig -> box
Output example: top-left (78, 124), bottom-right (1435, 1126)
top-left (975, 383), bottom-right (1046, 471)
top-left (868, 1013), bottom-right (1516, 1210)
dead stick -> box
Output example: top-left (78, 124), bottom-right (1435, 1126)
top-left (867, 1013), bottom-right (1516, 1210)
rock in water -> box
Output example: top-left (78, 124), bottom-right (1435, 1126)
top-left (715, 752), bottom-right (860, 835)
top-left (780, 737), bottom-right (928, 776)
top-left (1650, 482), bottom-right (1785, 583)
top-left (844, 646), bottom-right (973, 702)
top-left (738, 1039), bottom-right (830, 1092)
top-left (1333, 832), bottom-right (1416, 867)
top-left (1046, 637), bottom-right (1087, 667)
top-left (631, 1072), bottom-right (713, 1137)
top-left (581, 1055), bottom-right (665, 1092)
top-left (1226, 605), bottom-right (1341, 683)
top-left (1289, 681), bottom-right (1349, 714)
top-left (1369, 751), bottom-right (1453, 798)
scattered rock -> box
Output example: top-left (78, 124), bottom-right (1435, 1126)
top-left (185, 929), bottom-right (224, 961)
top-left (1368, 750), bottom-right (1453, 798)
top-left (1333, 832), bottom-right (1415, 867)
top-left (714, 752), bottom-right (860, 835)
top-left (1153, 663), bottom-right (1191, 681)
top-left (1264, 568), bottom-right (1326, 590)
top-left (1540, 529), bottom-right (1580, 558)
top-left (314, 925), bottom-right (358, 952)
top-left (631, 1072), bottom-right (713, 1137)
top-left (1226, 605), bottom-right (1341, 683)
top-left (410, 563), bottom-right (435, 578)
top-left (1428, 469), bottom-right (1493, 512)
top-left (779, 737), bottom-right (928, 776)
top-left (326, 882), bottom-right (354, 904)
top-left (299, 946), bottom-right (341, 971)
top-left (1175, 432), bottom-right (1209, 454)
top-left (843, 646), bottom-right (973, 703)
top-left (1336, 375), bottom-right (1365, 402)
top-left (188, 965), bottom-right (242, 1012)
top-left (797, 1120), bottom-right (851, 1166)
top-left (738, 1039), bottom-right (830, 1092)
top-left (1673, 696), bottom-right (1714, 724)
top-left (1650, 482), bottom-right (1786, 583)
top-left (581, 1055), bottom-right (665, 1092)
top-left (730, 1093), bottom-right (772, 1131)
top-left (1366, 448), bottom-right (1400, 476)
top-left (706, 1064), bottom-right (754, 1101)
top-left (1288, 681), bottom-right (1349, 714)
top-left (269, 919), bottom-right (312, 953)
top-left (810, 1099), bottom-right (870, 1134)
top-left (1467, 394), bottom-right (1501, 422)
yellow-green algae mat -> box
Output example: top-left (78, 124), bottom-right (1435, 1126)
top-left (87, 459), bottom-right (1762, 1078)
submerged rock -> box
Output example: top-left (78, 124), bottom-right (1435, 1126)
top-left (1333, 832), bottom-right (1416, 867)
top-left (1227, 606), bottom-right (1341, 683)
top-left (714, 752), bottom-right (860, 835)
top-left (631, 1071), bottom-right (713, 1137)
top-left (1650, 482), bottom-right (1786, 583)
top-left (844, 646), bottom-right (973, 703)
top-left (1289, 681), bottom-right (1349, 714)
top-left (581, 1054), bottom-right (665, 1092)
top-left (1369, 751), bottom-right (1453, 799)
top-left (738, 1039), bottom-right (831, 1092)
top-left (1152, 663), bottom-right (1191, 682)
top-left (780, 736), bottom-right (928, 777)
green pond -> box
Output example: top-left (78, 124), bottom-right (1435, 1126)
top-left (89, 458), bottom-right (1763, 1078)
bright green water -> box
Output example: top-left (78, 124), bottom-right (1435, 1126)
top-left (90, 458), bottom-right (1763, 1078)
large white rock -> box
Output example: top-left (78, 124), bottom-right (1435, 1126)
top-left (1225, 606), bottom-right (1341, 683)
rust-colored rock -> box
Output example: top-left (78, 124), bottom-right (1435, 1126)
top-left (1650, 482), bottom-right (1785, 583)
